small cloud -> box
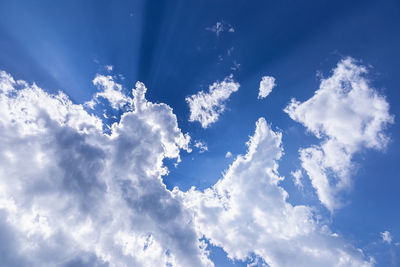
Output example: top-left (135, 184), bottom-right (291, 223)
top-left (227, 47), bottom-right (234, 56)
top-left (381, 231), bottom-right (392, 244)
top-left (186, 75), bottom-right (240, 128)
top-left (105, 65), bottom-right (114, 72)
top-left (258, 76), bottom-right (276, 99)
top-left (87, 74), bottom-right (130, 110)
top-left (84, 99), bottom-right (96, 110)
top-left (230, 61), bottom-right (240, 71)
top-left (291, 169), bottom-right (303, 188)
top-left (194, 141), bottom-right (208, 153)
top-left (207, 21), bottom-right (223, 36)
top-left (206, 21), bottom-right (235, 36)
top-left (225, 151), bottom-right (232, 158)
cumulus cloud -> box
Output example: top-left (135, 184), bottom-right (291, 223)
top-left (381, 231), bottom-right (392, 244)
top-left (179, 118), bottom-right (374, 267)
top-left (291, 169), bottom-right (303, 188)
top-left (194, 141), bottom-right (208, 153)
top-left (284, 58), bottom-right (394, 211)
top-left (0, 66), bottom-right (380, 267)
top-left (84, 74), bottom-right (132, 110)
top-left (186, 75), bottom-right (239, 128)
top-left (258, 76), bottom-right (276, 99)
top-left (0, 70), bottom-right (212, 267)
top-left (225, 151), bottom-right (232, 158)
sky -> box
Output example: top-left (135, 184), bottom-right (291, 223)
top-left (0, 0), bottom-right (399, 266)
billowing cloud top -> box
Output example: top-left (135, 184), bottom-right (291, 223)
top-left (0, 58), bottom-right (390, 266)
top-left (186, 75), bottom-right (239, 128)
top-left (0, 71), bottom-right (211, 267)
top-left (179, 118), bottom-right (373, 267)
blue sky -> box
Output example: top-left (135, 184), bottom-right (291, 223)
top-left (0, 0), bottom-right (399, 266)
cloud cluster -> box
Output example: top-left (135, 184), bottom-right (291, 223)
top-left (258, 76), bottom-right (276, 99)
top-left (285, 58), bottom-right (394, 211)
top-left (0, 71), bottom-right (212, 267)
top-left (186, 75), bottom-right (239, 128)
top-left (179, 118), bottom-right (374, 267)
top-left (0, 58), bottom-right (385, 266)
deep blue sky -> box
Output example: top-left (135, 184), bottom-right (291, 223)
top-left (0, 0), bottom-right (399, 266)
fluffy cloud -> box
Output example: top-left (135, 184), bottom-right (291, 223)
top-left (194, 141), bottom-right (208, 153)
top-left (258, 76), bottom-right (276, 99)
top-left (285, 58), bottom-right (394, 211)
top-left (186, 75), bottom-right (239, 128)
top-left (0, 66), bottom-right (380, 267)
top-left (85, 74), bottom-right (131, 110)
top-left (179, 118), bottom-right (374, 267)
top-left (291, 169), bottom-right (303, 188)
top-left (0, 70), bottom-right (212, 267)
top-left (381, 231), bottom-right (392, 244)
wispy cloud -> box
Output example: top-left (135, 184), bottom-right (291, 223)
top-left (206, 21), bottom-right (235, 36)
top-left (105, 65), bottom-right (113, 72)
top-left (381, 231), bottom-right (393, 244)
top-left (186, 75), bottom-right (239, 128)
top-left (291, 169), bottom-right (304, 188)
top-left (194, 140), bottom-right (208, 153)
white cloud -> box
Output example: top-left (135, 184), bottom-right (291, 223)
top-left (0, 70), bottom-right (212, 267)
top-left (194, 141), bottom-right (208, 153)
top-left (231, 61), bottom-right (241, 71)
top-left (179, 118), bottom-right (374, 267)
top-left (381, 231), bottom-right (392, 244)
top-left (207, 22), bottom-right (223, 36)
top-left (105, 65), bottom-right (114, 72)
top-left (0, 63), bottom-right (382, 267)
top-left (0, 71), bottom-right (17, 93)
top-left (86, 74), bottom-right (131, 110)
top-left (291, 169), bottom-right (303, 188)
top-left (225, 151), bottom-right (232, 158)
top-left (206, 22), bottom-right (234, 36)
top-left (227, 47), bottom-right (234, 57)
top-left (258, 76), bottom-right (276, 99)
top-left (284, 58), bottom-right (394, 211)
top-left (186, 75), bottom-right (239, 128)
